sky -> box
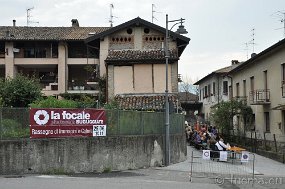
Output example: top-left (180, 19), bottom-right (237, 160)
top-left (1, 0), bottom-right (285, 83)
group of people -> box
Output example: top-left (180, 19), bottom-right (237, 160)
top-left (185, 121), bottom-right (230, 152)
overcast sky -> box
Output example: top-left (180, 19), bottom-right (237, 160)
top-left (1, 0), bottom-right (285, 82)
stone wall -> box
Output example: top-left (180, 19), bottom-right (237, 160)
top-left (0, 134), bottom-right (186, 175)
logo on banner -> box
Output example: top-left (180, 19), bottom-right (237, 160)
top-left (202, 150), bottom-right (211, 160)
top-left (241, 152), bottom-right (249, 163)
top-left (219, 151), bottom-right (228, 161)
top-left (34, 110), bottom-right (50, 125)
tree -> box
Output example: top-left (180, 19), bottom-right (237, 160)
top-left (179, 75), bottom-right (199, 95)
top-left (0, 75), bottom-right (42, 107)
top-left (210, 99), bottom-right (253, 135)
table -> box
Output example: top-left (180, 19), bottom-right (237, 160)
top-left (228, 146), bottom-right (246, 162)
top-left (228, 146), bottom-right (246, 153)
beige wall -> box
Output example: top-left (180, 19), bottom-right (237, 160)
top-left (134, 64), bottom-right (153, 93)
top-left (57, 42), bottom-right (67, 93)
top-left (100, 38), bottom-right (109, 76)
top-left (231, 47), bottom-right (285, 140)
top-left (111, 63), bottom-right (172, 97)
top-left (114, 66), bottom-right (134, 95)
top-left (153, 64), bottom-right (171, 93)
top-left (5, 42), bottom-right (15, 78)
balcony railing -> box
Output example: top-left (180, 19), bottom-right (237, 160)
top-left (249, 89), bottom-right (270, 105)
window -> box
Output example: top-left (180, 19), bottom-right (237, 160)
top-left (236, 82), bottom-right (240, 97)
top-left (282, 64), bottom-right (285, 97)
top-left (243, 80), bottom-right (246, 97)
top-left (250, 76), bottom-right (254, 91)
top-left (0, 42), bottom-right (4, 58)
top-left (264, 70), bottom-right (268, 90)
top-left (282, 63), bottom-right (285, 81)
top-left (213, 82), bottom-right (216, 95)
top-left (204, 85), bottom-right (208, 98)
top-left (264, 112), bottom-right (270, 132)
top-left (208, 84), bottom-right (211, 96)
top-left (223, 81), bottom-right (228, 95)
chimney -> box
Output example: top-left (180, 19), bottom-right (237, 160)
top-left (251, 53), bottom-right (257, 58)
top-left (231, 60), bottom-right (239, 65)
top-left (13, 20), bottom-right (16, 27)
top-left (71, 19), bottom-right (79, 27)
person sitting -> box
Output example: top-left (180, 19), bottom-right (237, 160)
top-left (215, 136), bottom-right (229, 151)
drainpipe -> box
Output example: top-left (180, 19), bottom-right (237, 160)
top-left (64, 43), bottom-right (68, 92)
top-left (227, 74), bottom-right (234, 135)
top-left (217, 75), bottom-right (220, 105)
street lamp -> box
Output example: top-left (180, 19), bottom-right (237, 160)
top-left (165, 14), bottom-right (188, 166)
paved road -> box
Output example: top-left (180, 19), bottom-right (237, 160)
top-left (0, 146), bottom-right (284, 189)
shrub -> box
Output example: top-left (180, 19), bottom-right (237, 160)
top-left (0, 74), bottom-right (42, 107)
top-left (1, 119), bottom-right (29, 138)
top-left (30, 96), bottom-right (78, 108)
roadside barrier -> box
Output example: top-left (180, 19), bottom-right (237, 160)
top-left (189, 149), bottom-right (255, 184)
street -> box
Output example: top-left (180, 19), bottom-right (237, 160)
top-left (1, 146), bottom-right (285, 189)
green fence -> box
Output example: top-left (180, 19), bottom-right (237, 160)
top-left (0, 108), bottom-right (185, 139)
top-left (106, 110), bottom-right (184, 135)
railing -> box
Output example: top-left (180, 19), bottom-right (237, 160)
top-left (249, 89), bottom-right (270, 105)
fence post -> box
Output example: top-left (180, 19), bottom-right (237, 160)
top-left (140, 111), bottom-right (144, 135)
top-left (252, 153), bottom-right (255, 187)
top-left (117, 109), bottom-right (120, 135)
top-left (0, 108), bottom-right (2, 140)
top-left (251, 132), bottom-right (253, 152)
top-left (263, 132), bottom-right (266, 150)
top-left (254, 132), bottom-right (257, 153)
top-left (189, 150), bottom-right (194, 182)
top-left (273, 134), bottom-right (278, 153)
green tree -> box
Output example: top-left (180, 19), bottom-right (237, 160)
top-left (210, 99), bottom-right (253, 135)
top-left (0, 75), bottom-right (42, 107)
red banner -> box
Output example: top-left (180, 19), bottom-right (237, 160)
top-left (30, 108), bottom-right (106, 138)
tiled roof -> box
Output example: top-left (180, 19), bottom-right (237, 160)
top-left (0, 26), bottom-right (110, 41)
top-left (106, 49), bottom-right (178, 62)
top-left (115, 94), bottom-right (179, 111)
top-left (178, 92), bottom-right (199, 102)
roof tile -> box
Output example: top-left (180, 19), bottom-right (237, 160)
top-left (0, 26), bottom-right (110, 41)
top-left (106, 49), bottom-right (178, 61)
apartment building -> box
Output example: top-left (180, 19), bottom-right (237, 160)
top-left (229, 38), bottom-right (285, 142)
top-left (0, 17), bottom-right (190, 101)
top-left (194, 61), bottom-right (240, 122)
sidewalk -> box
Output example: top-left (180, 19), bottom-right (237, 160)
top-left (159, 146), bottom-right (285, 177)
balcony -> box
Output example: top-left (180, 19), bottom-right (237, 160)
top-left (67, 81), bottom-right (100, 94)
top-left (249, 89), bottom-right (270, 105)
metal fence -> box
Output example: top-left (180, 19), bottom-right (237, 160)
top-left (0, 108), bottom-right (184, 139)
top-left (189, 149), bottom-right (255, 185)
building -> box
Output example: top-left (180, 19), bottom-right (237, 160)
top-left (228, 39), bottom-right (285, 142)
top-left (193, 60), bottom-right (240, 122)
top-left (0, 17), bottom-right (190, 104)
